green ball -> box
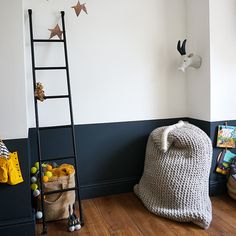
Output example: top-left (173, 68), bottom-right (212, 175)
top-left (45, 171), bottom-right (52, 178)
top-left (31, 183), bottom-right (38, 191)
top-left (35, 162), bottom-right (39, 170)
top-left (42, 163), bottom-right (47, 168)
top-left (31, 167), bottom-right (37, 174)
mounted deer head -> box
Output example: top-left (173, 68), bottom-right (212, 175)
top-left (177, 39), bottom-right (202, 72)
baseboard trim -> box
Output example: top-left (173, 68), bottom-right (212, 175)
top-left (80, 177), bottom-right (227, 199)
top-left (0, 216), bottom-right (35, 236)
top-left (80, 176), bottom-right (140, 199)
top-left (209, 180), bottom-right (227, 196)
top-left (0, 216), bottom-right (33, 227)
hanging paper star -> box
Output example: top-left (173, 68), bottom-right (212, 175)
top-left (72, 1), bottom-right (88, 17)
top-left (48, 24), bottom-right (63, 39)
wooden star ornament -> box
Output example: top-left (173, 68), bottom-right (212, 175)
top-left (48, 24), bottom-right (63, 39)
top-left (72, 1), bottom-right (88, 17)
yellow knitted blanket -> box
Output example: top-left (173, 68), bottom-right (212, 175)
top-left (0, 152), bottom-right (24, 185)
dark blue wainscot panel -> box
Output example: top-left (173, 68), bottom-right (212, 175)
top-left (29, 118), bottom-right (232, 199)
top-left (0, 139), bottom-right (35, 236)
top-left (29, 118), bottom-right (184, 199)
top-left (209, 120), bottom-right (236, 195)
top-left (188, 118), bottom-right (236, 196)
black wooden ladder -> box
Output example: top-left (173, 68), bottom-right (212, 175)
top-left (28, 9), bottom-right (83, 234)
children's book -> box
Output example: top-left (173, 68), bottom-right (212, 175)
top-left (216, 149), bottom-right (236, 175)
top-left (216, 125), bottom-right (236, 148)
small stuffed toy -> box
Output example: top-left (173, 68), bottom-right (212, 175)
top-left (68, 205), bottom-right (75, 232)
top-left (68, 204), bottom-right (81, 232)
top-left (34, 82), bottom-right (45, 102)
top-left (51, 164), bottom-right (75, 178)
top-left (73, 204), bottom-right (81, 231)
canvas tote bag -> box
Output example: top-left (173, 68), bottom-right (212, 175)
top-left (42, 172), bottom-right (76, 221)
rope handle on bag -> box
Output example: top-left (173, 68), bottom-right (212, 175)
top-left (44, 183), bottom-right (64, 204)
top-left (161, 120), bottom-right (185, 153)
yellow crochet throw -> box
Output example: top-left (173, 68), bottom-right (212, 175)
top-left (0, 152), bottom-right (24, 185)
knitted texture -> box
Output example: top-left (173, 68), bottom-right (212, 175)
top-left (134, 122), bottom-right (212, 229)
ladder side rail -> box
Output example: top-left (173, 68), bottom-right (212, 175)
top-left (28, 9), bottom-right (47, 234)
top-left (61, 11), bottom-right (84, 225)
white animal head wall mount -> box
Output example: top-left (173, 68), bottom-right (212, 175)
top-left (177, 39), bottom-right (202, 72)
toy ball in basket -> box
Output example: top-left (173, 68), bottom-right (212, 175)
top-left (30, 162), bottom-right (77, 222)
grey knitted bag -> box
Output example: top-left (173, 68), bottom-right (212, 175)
top-left (134, 121), bottom-right (212, 229)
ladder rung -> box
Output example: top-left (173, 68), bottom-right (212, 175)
top-left (39, 125), bottom-right (72, 131)
top-left (43, 187), bottom-right (78, 195)
top-left (33, 39), bottom-right (64, 43)
top-left (41, 155), bottom-right (75, 162)
top-left (35, 66), bottom-right (66, 70)
top-left (44, 95), bottom-right (69, 99)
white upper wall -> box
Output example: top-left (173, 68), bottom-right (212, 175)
top-left (4, 0), bottom-right (235, 140)
top-left (209, 0), bottom-right (236, 121)
top-left (186, 0), bottom-right (211, 121)
top-left (0, 0), bottom-right (28, 139)
top-left (186, 0), bottom-right (236, 122)
top-left (24, 0), bottom-right (187, 127)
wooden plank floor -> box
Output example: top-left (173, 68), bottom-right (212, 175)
top-left (36, 193), bottom-right (236, 236)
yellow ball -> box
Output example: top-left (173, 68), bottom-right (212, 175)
top-left (45, 171), bottom-right (52, 178)
top-left (31, 183), bottom-right (38, 191)
top-left (46, 165), bottom-right (53, 171)
top-left (35, 162), bottom-right (39, 170)
top-left (31, 167), bottom-right (37, 174)
top-left (42, 176), bottom-right (49, 183)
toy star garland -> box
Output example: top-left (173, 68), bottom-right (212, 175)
top-left (48, 24), bottom-right (63, 39)
top-left (72, 1), bottom-right (88, 17)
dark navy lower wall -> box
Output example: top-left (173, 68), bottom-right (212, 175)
top-left (0, 139), bottom-right (35, 236)
top-left (2, 117), bottom-right (231, 235)
top-left (29, 118), bottom-right (184, 199)
top-left (209, 120), bottom-right (236, 195)
top-left (28, 117), bottom-right (229, 199)
top-left (188, 118), bottom-right (231, 195)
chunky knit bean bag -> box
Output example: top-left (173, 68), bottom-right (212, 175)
top-left (134, 121), bottom-right (212, 229)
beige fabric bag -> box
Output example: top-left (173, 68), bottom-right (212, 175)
top-left (134, 122), bottom-right (212, 229)
top-left (227, 175), bottom-right (236, 200)
top-left (42, 173), bottom-right (75, 221)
